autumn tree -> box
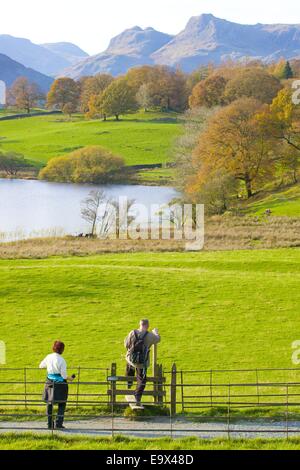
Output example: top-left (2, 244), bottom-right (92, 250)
top-left (258, 88), bottom-right (300, 152)
top-left (80, 74), bottom-right (114, 114)
top-left (257, 88), bottom-right (300, 182)
top-left (9, 77), bottom-right (41, 113)
top-left (97, 78), bottom-right (138, 121)
top-left (47, 77), bottom-right (80, 111)
top-left (224, 68), bottom-right (282, 104)
top-left (126, 65), bottom-right (189, 112)
top-left (189, 98), bottom-right (275, 199)
top-left (189, 74), bottom-right (227, 108)
top-left (136, 83), bottom-right (152, 112)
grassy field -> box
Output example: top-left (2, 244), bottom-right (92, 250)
top-left (1, 434), bottom-right (300, 450)
top-left (247, 184), bottom-right (300, 217)
top-left (0, 111), bottom-right (181, 167)
top-left (0, 248), bottom-right (299, 373)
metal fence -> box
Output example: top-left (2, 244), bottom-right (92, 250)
top-left (1, 365), bottom-right (300, 439)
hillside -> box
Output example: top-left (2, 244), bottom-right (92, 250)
top-left (0, 53), bottom-right (53, 91)
top-left (0, 111), bottom-right (181, 166)
top-left (246, 184), bottom-right (300, 217)
top-left (64, 14), bottom-right (300, 77)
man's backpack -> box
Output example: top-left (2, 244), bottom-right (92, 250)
top-left (129, 330), bottom-right (149, 366)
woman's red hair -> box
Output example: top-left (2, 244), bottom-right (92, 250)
top-left (52, 341), bottom-right (65, 355)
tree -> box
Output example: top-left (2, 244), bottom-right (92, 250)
top-left (273, 59), bottom-right (294, 80)
top-left (126, 65), bottom-right (189, 112)
top-left (9, 77), bottom-right (41, 113)
top-left (98, 78), bottom-right (138, 120)
top-left (191, 170), bottom-right (238, 215)
top-left (136, 83), bottom-right (152, 112)
top-left (47, 78), bottom-right (80, 111)
top-left (189, 74), bottom-right (227, 108)
top-left (258, 88), bottom-right (300, 153)
top-left (39, 146), bottom-right (125, 183)
top-left (224, 68), bottom-right (282, 104)
top-left (173, 107), bottom-right (218, 192)
top-left (190, 98), bottom-right (275, 199)
top-left (0, 151), bottom-right (32, 176)
top-left (80, 74), bottom-right (114, 114)
top-left (81, 190), bottom-right (106, 236)
top-left (257, 88), bottom-right (300, 182)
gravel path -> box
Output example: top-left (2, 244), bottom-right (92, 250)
top-left (1, 416), bottom-right (300, 439)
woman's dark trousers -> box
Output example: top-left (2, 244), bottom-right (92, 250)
top-left (47, 402), bottom-right (66, 428)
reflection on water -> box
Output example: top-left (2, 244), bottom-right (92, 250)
top-left (0, 179), bottom-right (178, 241)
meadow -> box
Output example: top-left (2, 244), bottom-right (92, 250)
top-left (0, 248), bottom-right (299, 373)
top-left (247, 184), bottom-right (300, 217)
top-left (1, 434), bottom-right (300, 450)
top-left (0, 111), bottom-right (181, 167)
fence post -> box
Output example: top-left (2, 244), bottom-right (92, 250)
top-left (24, 368), bottom-right (28, 410)
top-left (157, 365), bottom-right (164, 406)
top-left (170, 363), bottom-right (177, 417)
top-left (110, 363), bottom-right (117, 409)
top-left (152, 344), bottom-right (158, 404)
top-left (76, 366), bottom-right (81, 410)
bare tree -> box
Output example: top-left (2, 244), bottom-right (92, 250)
top-left (81, 190), bottom-right (106, 236)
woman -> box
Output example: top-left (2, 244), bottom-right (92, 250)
top-left (39, 341), bottom-right (74, 430)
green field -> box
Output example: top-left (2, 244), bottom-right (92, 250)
top-left (0, 248), bottom-right (299, 373)
top-left (247, 184), bottom-right (300, 217)
top-left (1, 434), bottom-right (300, 450)
top-left (0, 111), bottom-right (181, 167)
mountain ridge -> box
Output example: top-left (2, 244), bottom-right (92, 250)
top-left (64, 14), bottom-right (300, 78)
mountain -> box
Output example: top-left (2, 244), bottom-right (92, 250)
top-left (152, 14), bottom-right (300, 71)
top-left (0, 35), bottom-right (88, 76)
top-left (63, 27), bottom-right (174, 78)
top-left (0, 53), bottom-right (53, 92)
top-left (41, 42), bottom-right (89, 65)
top-left (63, 14), bottom-right (300, 78)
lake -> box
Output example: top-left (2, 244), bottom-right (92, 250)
top-left (0, 179), bottom-right (179, 241)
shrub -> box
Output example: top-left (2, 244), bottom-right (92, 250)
top-left (39, 146), bottom-right (125, 183)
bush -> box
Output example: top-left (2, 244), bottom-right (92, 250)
top-left (0, 151), bottom-right (33, 176)
top-left (39, 146), bottom-right (125, 183)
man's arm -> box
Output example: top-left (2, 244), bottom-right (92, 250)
top-left (150, 329), bottom-right (161, 345)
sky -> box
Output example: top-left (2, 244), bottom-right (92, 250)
top-left (0, 0), bottom-right (299, 55)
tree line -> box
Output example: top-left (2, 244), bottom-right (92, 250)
top-left (175, 61), bottom-right (300, 214)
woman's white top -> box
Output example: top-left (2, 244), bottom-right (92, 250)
top-left (39, 353), bottom-right (68, 379)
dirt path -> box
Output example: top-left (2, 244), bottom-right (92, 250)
top-left (1, 416), bottom-right (300, 439)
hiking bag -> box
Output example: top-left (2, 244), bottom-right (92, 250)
top-left (129, 330), bottom-right (149, 366)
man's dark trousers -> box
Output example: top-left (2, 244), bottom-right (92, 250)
top-left (126, 364), bottom-right (147, 402)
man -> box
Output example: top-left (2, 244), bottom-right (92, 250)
top-left (125, 319), bottom-right (161, 405)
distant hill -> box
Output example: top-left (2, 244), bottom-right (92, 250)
top-left (41, 42), bottom-right (89, 66)
top-left (64, 14), bottom-right (300, 78)
top-left (0, 35), bottom-right (89, 76)
top-left (63, 27), bottom-right (174, 78)
top-left (0, 53), bottom-right (53, 92)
